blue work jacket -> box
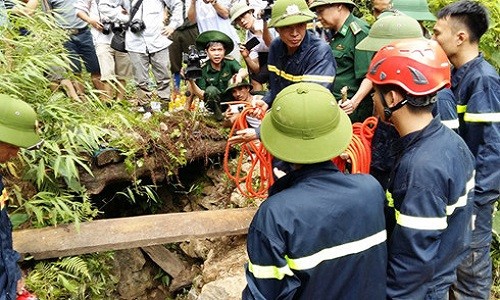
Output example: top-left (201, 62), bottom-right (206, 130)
top-left (0, 175), bottom-right (21, 300)
top-left (386, 117), bottom-right (475, 299)
top-left (263, 31), bottom-right (336, 107)
top-left (452, 54), bottom-right (500, 247)
top-left (243, 161), bottom-right (387, 300)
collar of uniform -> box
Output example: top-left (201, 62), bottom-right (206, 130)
top-left (394, 116), bottom-right (442, 154)
top-left (334, 13), bottom-right (354, 37)
top-left (451, 53), bottom-right (483, 90)
top-left (206, 59), bottom-right (227, 74)
top-left (268, 161), bottom-right (340, 196)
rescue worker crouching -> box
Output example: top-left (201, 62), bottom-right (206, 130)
top-left (187, 30), bottom-right (248, 121)
top-left (221, 78), bottom-right (262, 129)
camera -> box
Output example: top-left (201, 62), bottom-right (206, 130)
top-left (111, 22), bottom-right (127, 34)
top-left (102, 21), bottom-right (113, 35)
top-left (261, 0), bottom-right (274, 21)
top-left (129, 19), bottom-right (146, 33)
top-left (182, 45), bottom-right (207, 80)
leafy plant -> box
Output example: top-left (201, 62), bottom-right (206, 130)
top-left (25, 253), bottom-right (117, 300)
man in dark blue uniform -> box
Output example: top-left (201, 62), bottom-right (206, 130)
top-left (0, 94), bottom-right (42, 300)
top-left (262, 0), bottom-right (336, 108)
top-left (367, 39), bottom-right (476, 299)
top-left (433, 1), bottom-right (500, 298)
top-left (242, 82), bottom-right (387, 299)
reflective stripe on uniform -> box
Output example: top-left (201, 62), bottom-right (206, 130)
top-left (395, 209), bottom-right (448, 230)
top-left (387, 186), bottom-right (473, 231)
top-left (446, 174), bottom-right (475, 215)
top-left (0, 188), bottom-right (7, 210)
top-left (268, 65), bottom-right (335, 83)
top-left (457, 105), bottom-right (467, 114)
top-left (248, 260), bottom-right (294, 280)
top-left (456, 104), bottom-right (500, 123)
top-left (286, 230), bottom-right (386, 270)
top-left (464, 112), bottom-right (500, 123)
top-left (441, 118), bottom-right (459, 130)
top-left (248, 230), bottom-right (386, 279)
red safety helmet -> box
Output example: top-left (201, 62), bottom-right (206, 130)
top-left (367, 39), bottom-right (451, 96)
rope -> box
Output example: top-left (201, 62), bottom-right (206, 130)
top-left (332, 116), bottom-right (378, 174)
top-left (223, 101), bottom-right (274, 199)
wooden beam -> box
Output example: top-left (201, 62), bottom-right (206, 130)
top-left (13, 208), bottom-right (256, 260)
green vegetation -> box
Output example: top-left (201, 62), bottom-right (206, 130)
top-left (0, 0), bottom-right (498, 297)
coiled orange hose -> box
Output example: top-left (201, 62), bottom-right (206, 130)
top-left (223, 102), bottom-right (274, 199)
top-left (332, 116), bottom-right (378, 174)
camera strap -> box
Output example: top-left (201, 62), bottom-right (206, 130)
top-left (129, 0), bottom-right (144, 23)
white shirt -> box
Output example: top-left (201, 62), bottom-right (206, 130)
top-left (74, 0), bottom-right (112, 44)
top-left (99, 0), bottom-right (183, 53)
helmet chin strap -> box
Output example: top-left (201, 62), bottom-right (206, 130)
top-left (379, 91), bottom-right (408, 119)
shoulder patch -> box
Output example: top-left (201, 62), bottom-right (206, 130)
top-left (224, 56), bottom-right (235, 60)
top-left (349, 21), bottom-right (361, 35)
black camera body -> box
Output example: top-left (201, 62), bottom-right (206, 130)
top-left (129, 19), bottom-right (146, 33)
top-left (102, 21), bottom-right (113, 35)
top-left (111, 22), bottom-right (128, 34)
top-left (262, 0), bottom-right (274, 21)
top-left (182, 45), bottom-right (207, 80)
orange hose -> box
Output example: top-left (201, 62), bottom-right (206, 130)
top-left (333, 116), bottom-right (378, 174)
top-left (223, 102), bottom-right (274, 199)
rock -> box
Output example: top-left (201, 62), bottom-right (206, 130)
top-left (198, 276), bottom-right (246, 300)
top-left (112, 248), bottom-right (155, 299)
top-left (201, 236), bottom-right (247, 283)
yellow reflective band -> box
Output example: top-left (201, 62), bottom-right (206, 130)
top-left (447, 174), bottom-right (475, 215)
top-left (396, 209), bottom-right (447, 230)
top-left (457, 105), bottom-right (467, 114)
top-left (441, 119), bottom-right (459, 129)
top-left (268, 65), bottom-right (335, 83)
top-left (0, 188), bottom-right (8, 210)
top-left (286, 230), bottom-right (387, 271)
top-left (248, 260), bottom-right (294, 280)
top-left (464, 112), bottom-right (500, 123)
top-left (386, 190), bottom-right (394, 208)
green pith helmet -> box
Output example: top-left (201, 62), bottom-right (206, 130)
top-left (268, 0), bottom-right (316, 28)
top-left (356, 14), bottom-right (426, 51)
top-left (195, 30), bottom-right (234, 53)
top-left (0, 94), bottom-right (41, 149)
top-left (309, 0), bottom-right (358, 11)
top-left (223, 79), bottom-right (253, 99)
top-left (391, 0), bottom-right (436, 21)
top-left (230, 2), bottom-right (254, 24)
top-left (260, 83), bottom-right (352, 164)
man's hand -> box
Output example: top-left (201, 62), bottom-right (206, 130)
top-left (162, 26), bottom-right (174, 37)
top-left (239, 44), bottom-right (250, 58)
top-left (339, 99), bottom-right (357, 115)
top-left (88, 18), bottom-right (103, 31)
top-left (16, 277), bottom-right (25, 295)
top-left (228, 128), bottom-right (258, 145)
top-left (250, 98), bottom-right (268, 119)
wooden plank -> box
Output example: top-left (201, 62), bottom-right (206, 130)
top-left (13, 208), bottom-right (256, 260)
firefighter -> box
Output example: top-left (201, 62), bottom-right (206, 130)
top-left (367, 39), bottom-right (476, 299)
top-left (242, 82), bottom-right (387, 299)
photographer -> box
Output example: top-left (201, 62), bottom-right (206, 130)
top-left (98, 0), bottom-right (183, 113)
top-left (75, 0), bottom-right (132, 102)
top-left (187, 30), bottom-right (248, 121)
top-left (229, 2), bottom-right (277, 91)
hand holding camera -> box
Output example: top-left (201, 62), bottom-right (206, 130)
top-left (182, 45), bottom-right (207, 80)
